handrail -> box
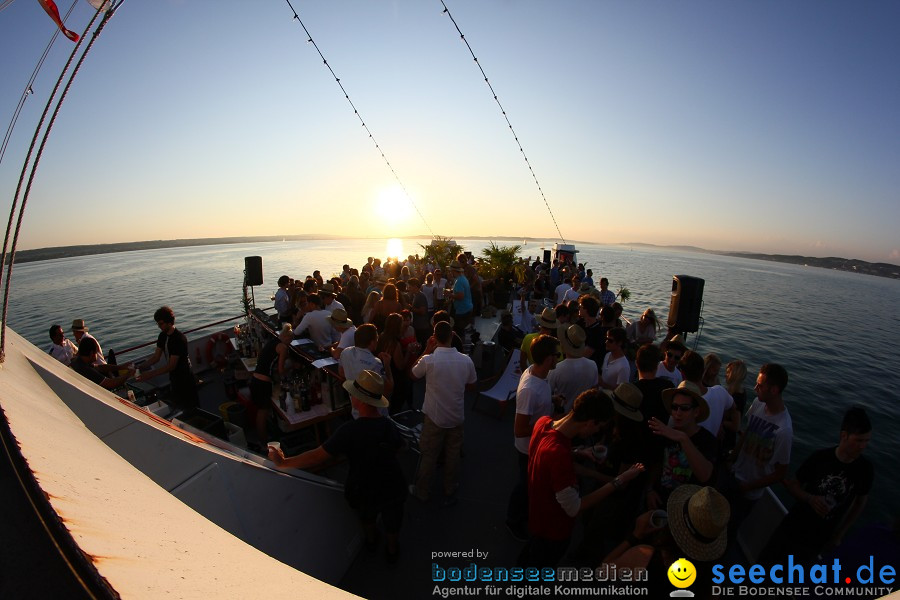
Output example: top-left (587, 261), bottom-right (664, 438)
top-left (115, 314), bottom-right (246, 357)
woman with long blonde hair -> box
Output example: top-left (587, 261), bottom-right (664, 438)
top-left (361, 290), bottom-right (381, 324)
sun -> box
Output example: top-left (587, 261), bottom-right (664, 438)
top-left (373, 185), bottom-right (415, 225)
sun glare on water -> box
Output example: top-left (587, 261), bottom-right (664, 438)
top-left (386, 238), bottom-right (404, 258)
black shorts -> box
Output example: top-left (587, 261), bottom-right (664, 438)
top-left (249, 377), bottom-right (273, 409)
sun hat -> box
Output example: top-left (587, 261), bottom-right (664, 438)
top-left (449, 260), bottom-right (464, 272)
top-left (328, 308), bottom-right (352, 328)
top-left (319, 282), bottom-right (335, 297)
top-left (558, 324), bottom-right (586, 357)
top-left (578, 282), bottom-right (592, 294)
top-left (661, 381), bottom-right (710, 423)
top-left (609, 383), bottom-right (644, 422)
top-left (667, 485), bottom-right (730, 562)
top-left (666, 334), bottom-right (686, 351)
top-left (342, 370), bottom-right (389, 408)
top-left (71, 319), bottom-right (88, 332)
top-left (536, 308), bottom-right (558, 329)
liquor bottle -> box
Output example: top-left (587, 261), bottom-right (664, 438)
top-left (278, 384), bottom-right (287, 411)
top-left (300, 375), bottom-right (310, 412)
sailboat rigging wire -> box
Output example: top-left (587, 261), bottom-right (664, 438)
top-left (281, 0), bottom-right (436, 239)
top-left (0, 1), bottom-right (77, 171)
top-left (0, 1), bottom-right (121, 362)
top-left (438, 1), bottom-right (566, 245)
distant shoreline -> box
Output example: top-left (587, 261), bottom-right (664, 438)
top-left (7, 235), bottom-right (899, 280)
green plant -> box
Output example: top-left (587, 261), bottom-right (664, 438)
top-left (617, 285), bottom-right (631, 303)
top-left (479, 242), bottom-right (524, 282)
top-left (420, 236), bottom-right (462, 271)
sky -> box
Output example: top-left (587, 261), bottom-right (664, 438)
top-left (1, 0), bottom-right (898, 263)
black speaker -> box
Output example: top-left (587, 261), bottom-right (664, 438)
top-left (542, 249), bottom-right (551, 265)
top-left (244, 256), bottom-right (263, 286)
top-left (667, 275), bottom-right (704, 333)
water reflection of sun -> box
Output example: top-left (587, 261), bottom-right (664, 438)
top-left (385, 238), bottom-right (404, 259)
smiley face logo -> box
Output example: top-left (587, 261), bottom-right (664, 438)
top-left (667, 557), bottom-right (696, 588)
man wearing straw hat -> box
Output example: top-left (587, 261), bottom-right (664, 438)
top-left (71, 318), bottom-right (106, 366)
top-left (269, 370), bottom-right (407, 562)
top-left (328, 308), bottom-right (356, 360)
top-left (519, 307), bottom-right (560, 372)
top-left (548, 324), bottom-right (598, 414)
top-left (602, 485), bottom-right (730, 597)
top-left (645, 381), bottom-right (717, 510)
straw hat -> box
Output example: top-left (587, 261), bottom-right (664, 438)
top-left (609, 383), bottom-right (644, 422)
top-left (342, 370), bottom-right (389, 408)
top-left (328, 308), bottom-right (352, 328)
top-left (667, 485), bottom-right (730, 562)
top-left (666, 334), bottom-right (686, 351)
top-left (319, 282), bottom-right (335, 297)
top-left (578, 282), bottom-right (592, 294)
top-left (558, 324), bottom-right (586, 357)
top-left (449, 260), bottom-right (464, 272)
top-left (661, 381), bottom-right (710, 423)
top-left (536, 307), bottom-right (558, 329)
top-left (71, 319), bottom-right (88, 332)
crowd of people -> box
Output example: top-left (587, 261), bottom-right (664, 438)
top-left (50, 251), bottom-right (877, 587)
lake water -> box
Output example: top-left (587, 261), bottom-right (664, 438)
top-left (6, 238), bottom-right (900, 525)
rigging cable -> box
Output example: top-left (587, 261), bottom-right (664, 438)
top-left (1, 1), bottom-right (121, 362)
top-left (437, 0), bottom-right (566, 244)
top-left (0, 0), bottom-right (78, 171)
top-left (281, 0), bottom-right (436, 239)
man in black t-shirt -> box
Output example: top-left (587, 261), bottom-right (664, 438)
top-left (762, 407), bottom-right (874, 564)
top-left (269, 370), bottom-right (407, 562)
top-left (70, 337), bottom-right (134, 389)
top-left (136, 306), bottom-right (199, 411)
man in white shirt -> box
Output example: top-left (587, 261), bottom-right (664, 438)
top-left (339, 323), bottom-right (392, 418)
top-left (319, 283), bottom-right (345, 314)
top-left (548, 325), bottom-right (599, 413)
top-left (274, 275), bottom-right (292, 323)
top-left (294, 294), bottom-right (339, 349)
top-left (680, 350), bottom-right (738, 439)
top-left (329, 309), bottom-right (356, 359)
top-left (554, 277), bottom-right (575, 306)
top-left (656, 335), bottom-right (685, 386)
top-left (507, 334), bottom-right (560, 540)
top-left (72, 318), bottom-right (106, 366)
top-left (46, 323), bottom-right (77, 366)
top-left (409, 321), bottom-right (477, 505)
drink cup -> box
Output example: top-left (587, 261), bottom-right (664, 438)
top-left (591, 444), bottom-right (607, 463)
top-left (267, 441), bottom-right (281, 455)
top-left (650, 509), bottom-right (668, 529)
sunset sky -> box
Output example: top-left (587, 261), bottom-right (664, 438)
top-left (1, 0), bottom-right (898, 263)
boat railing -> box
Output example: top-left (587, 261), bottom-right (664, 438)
top-left (114, 313), bottom-right (248, 358)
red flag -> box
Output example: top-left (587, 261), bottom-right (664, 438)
top-left (37, 0), bottom-right (79, 42)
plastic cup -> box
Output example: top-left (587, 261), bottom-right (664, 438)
top-left (650, 509), bottom-right (668, 529)
top-left (267, 441), bottom-right (281, 454)
top-left (591, 444), bottom-right (607, 463)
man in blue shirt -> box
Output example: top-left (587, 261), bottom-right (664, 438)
top-left (598, 277), bottom-right (616, 306)
top-left (449, 260), bottom-right (473, 337)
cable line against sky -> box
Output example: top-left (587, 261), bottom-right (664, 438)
top-left (438, 0), bottom-right (566, 244)
top-left (281, 0), bottom-right (436, 240)
top-left (0, 0), bottom-right (77, 172)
